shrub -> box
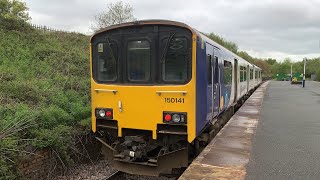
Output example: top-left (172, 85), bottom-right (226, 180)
top-left (315, 70), bottom-right (320, 82)
top-left (0, 22), bottom-right (91, 177)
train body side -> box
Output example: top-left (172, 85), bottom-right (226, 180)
top-left (194, 33), bottom-right (262, 136)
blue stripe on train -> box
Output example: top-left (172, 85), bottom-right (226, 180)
top-left (195, 37), bottom-right (208, 136)
top-left (195, 37), bottom-right (231, 137)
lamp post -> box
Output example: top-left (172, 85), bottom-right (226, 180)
top-left (290, 64), bottom-right (293, 82)
top-left (303, 57), bottom-right (306, 88)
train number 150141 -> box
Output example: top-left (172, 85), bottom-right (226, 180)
top-left (164, 98), bottom-right (185, 103)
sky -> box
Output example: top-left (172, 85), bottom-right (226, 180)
top-left (24, 0), bottom-right (320, 61)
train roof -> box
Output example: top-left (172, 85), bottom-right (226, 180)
top-left (92, 19), bottom-right (261, 70)
top-left (197, 32), bottom-right (261, 70)
top-left (92, 19), bottom-right (194, 37)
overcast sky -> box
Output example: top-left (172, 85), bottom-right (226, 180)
top-left (24, 0), bottom-right (320, 61)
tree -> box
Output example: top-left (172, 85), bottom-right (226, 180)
top-left (271, 58), bottom-right (291, 75)
top-left (237, 51), bottom-right (254, 63)
top-left (254, 59), bottom-right (272, 77)
top-left (207, 33), bottom-right (238, 54)
top-left (0, 0), bottom-right (30, 30)
top-left (265, 58), bottom-right (277, 65)
top-left (91, 1), bottom-right (136, 31)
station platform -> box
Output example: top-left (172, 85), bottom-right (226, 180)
top-left (179, 81), bottom-right (270, 180)
top-left (179, 81), bottom-right (320, 180)
top-left (246, 81), bottom-right (320, 180)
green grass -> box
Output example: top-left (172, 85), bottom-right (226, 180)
top-left (0, 26), bottom-right (91, 179)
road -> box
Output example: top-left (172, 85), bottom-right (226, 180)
top-left (246, 81), bottom-right (320, 180)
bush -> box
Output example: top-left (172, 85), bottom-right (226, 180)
top-left (0, 22), bottom-right (91, 177)
top-left (315, 70), bottom-right (320, 82)
top-left (0, 0), bottom-right (31, 31)
top-left (0, 104), bottom-right (37, 179)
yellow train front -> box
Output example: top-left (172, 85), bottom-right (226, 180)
top-left (90, 20), bottom-right (262, 176)
top-left (90, 20), bottom-right (196, 176)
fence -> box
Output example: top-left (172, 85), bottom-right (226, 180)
top-left (30, 23), bottom-right (81, 34)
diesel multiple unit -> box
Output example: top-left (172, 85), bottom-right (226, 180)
top-left (90, 20), bottom-right (262, 176)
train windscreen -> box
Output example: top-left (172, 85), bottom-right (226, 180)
top-left (91, 25), bottom-right (192, 85)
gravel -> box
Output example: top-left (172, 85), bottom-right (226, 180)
top-left (56, 160), bottom-right (116, 180)
top-left (55, 160), bottom-right (174, 180)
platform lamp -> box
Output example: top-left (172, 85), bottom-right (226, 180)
top-left (290, 64), bottom-right (293, 82)
top-left (303, 57), bottom-right (306, 88)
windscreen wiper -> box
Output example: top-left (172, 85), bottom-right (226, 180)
top-left (106, 38), bottom-right (116, 63)
top-left (160, 32), bottom-right (175, 63)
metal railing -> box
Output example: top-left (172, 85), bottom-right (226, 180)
top-left (29, 23), bottom-right (81, 34)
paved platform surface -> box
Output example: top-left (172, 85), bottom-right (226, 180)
top-left (246, 81), bottom-right (320, 180)
top-left (179, 82), bottom-right (269, 180)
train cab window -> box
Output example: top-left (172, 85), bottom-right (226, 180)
top-left (162, 37), bottom-right (189, 82)
top-left (250, 69), bottom-right (253, 80)
top-left (127, 40), bottom-right (151, 81)
top-left (255, 70), bottom-right (258, 79)
top-left (223, 60), bottom-right (232, 85)
top-left (97, 41), bottom-right (118, 82)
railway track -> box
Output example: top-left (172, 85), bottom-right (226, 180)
top-left (105, 170), bottom-right (179, 180)
top-left (105, 170), bottom-right (125, 180)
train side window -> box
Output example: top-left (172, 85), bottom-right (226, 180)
top-left (214, 56), bottom-right (219, 84)
top-left (223, 60), bottom-right (232, 85)
top-left (207, 55), bottom-right (212, 85)
top-left (97, 42), bottom-right (118, 82)
top-left (127, 40), bottom-right (151, 81)
top-left (255, 70), bottom-right (258, 79)
top-left (243, 66), bottom-right (247, 81)
top-left (250, 69), bottom-right (253, 80)
top-left (240, 66), bottom-right (246, 82)
top-left (240, 66), bottom-right (243, 82)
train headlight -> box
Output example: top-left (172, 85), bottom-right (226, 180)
top-left (164, 114), bottom-right (172, 122)
top-left (106, 111), bottom-right (112, 117)
top-left (96, 108), bottom-right (113, 119)
top-left (172, 114), bottom-right (181, 122)
top-left (163, 112), bottom-right (187, 124)
top-left (98, 109), bottom-right (106, 117)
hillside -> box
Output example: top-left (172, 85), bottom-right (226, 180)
top-left (0, 27), bottom-right (91, 179)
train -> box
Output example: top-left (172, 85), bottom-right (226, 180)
top-left (90, 20), bottom-right (262, 176)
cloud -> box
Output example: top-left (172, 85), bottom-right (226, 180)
top-left (24, 0), bottom-right (320, 61)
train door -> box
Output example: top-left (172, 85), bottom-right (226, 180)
top-left (213, 49), bottom-right (221, 116)
top-left (206, 43), bottom-right (214, 120)
top-left (253, 66), bottom-right (256, 85)
top-left (234, 59), bottom-right (238, 102)
top-left (247, 64), bottom-right (249, 92)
